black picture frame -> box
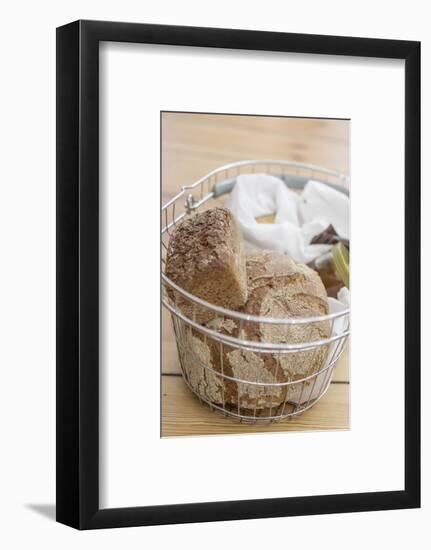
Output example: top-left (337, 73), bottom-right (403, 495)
top-left (56, 20), bottom-right (420, 530)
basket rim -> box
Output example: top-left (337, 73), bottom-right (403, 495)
top-left (165, 297), bottom-right (349, 350)
top-left (161, 158), bottom-right (349, 211)
top-left (162, 272), bottom-right (349, 326)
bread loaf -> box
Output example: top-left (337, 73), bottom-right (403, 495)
top-left (165, 207), bottom-right (248, 323)
top-left (182, 250), bottom-right (330, 411)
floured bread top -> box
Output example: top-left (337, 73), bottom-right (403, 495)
top-left (246, 250), bottom-right (328, 318)
top-left (165, 207), bottom-right (248, 320)
top-left (244, 250), bottom-right (329, 345)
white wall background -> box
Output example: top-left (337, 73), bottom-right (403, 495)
top-left (0, 1), bottom-right (427, 548)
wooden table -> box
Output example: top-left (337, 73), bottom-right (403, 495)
top-left (161, 112), bottom-right (350, 437)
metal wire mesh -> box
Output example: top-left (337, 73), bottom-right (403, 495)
top-left (162, 160), bottom-right (350, 423)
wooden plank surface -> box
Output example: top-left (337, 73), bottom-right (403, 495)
top-left (161, 112), bottom-right (350, 202)
top-left (161, 376), bottom-right (349, 437)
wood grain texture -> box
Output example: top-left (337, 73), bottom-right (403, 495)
top-left (161, 376), bottom-right (349, 437)
top-left (161, 112), bottom-right (350, 202)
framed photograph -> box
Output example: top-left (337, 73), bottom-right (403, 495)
top-left (160, 111), bottom-right (351, 438)
top-left (56, 20), bottom-right (420, 529)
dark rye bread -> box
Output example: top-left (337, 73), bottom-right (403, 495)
top-left (165, 207), bottom-right (248, 324)
top-left (182, 250), bottom-right (330, 410)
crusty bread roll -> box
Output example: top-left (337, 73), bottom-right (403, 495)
top-left (182, 250), bottom-right (330, 411)
top-left (165, 207), bottom-right (248, 323)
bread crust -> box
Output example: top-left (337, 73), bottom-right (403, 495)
top-left (165, 207), bottom-right (248, 323)
top-left (182, 250), bottom-right (331, 412)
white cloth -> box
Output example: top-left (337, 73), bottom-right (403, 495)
top-left (328, 286), bottom-right (350, 339)
top-left (226, 173), bottom-right (350, 264)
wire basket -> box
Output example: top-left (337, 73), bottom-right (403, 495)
top-left (161, 160), bottom-right (350, 423)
